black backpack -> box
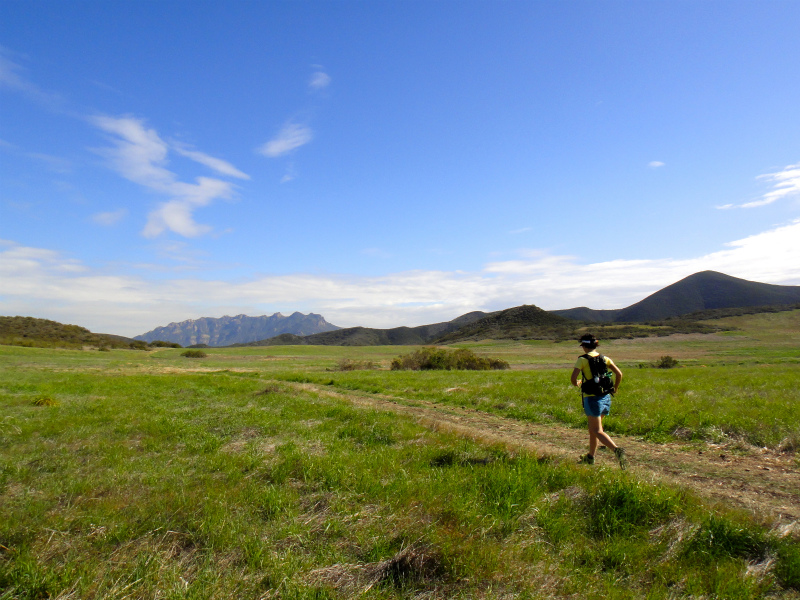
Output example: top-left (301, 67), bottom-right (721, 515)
top-left (580, 354), bottom-right (615, 396)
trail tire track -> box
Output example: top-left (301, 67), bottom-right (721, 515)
top-left (290, 382), bottom-right (800, 527)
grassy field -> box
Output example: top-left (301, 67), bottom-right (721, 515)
top-left (1, 311), bottom-right (799, 598)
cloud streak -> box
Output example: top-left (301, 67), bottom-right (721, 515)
top-left (3, 219), bottom-right (799, 337)
top-left (0, 49), bottom-right (64, 109)
top-left (91, 209), bottom-right (127, 226)
top-left (91, 115), bottom-right (246, 238)
top-left (258, 123), bottom-right (313, 158)
top-left (309, 70), bottom-right (331, 91)
top-left (172, 144), bottom-right (250, 180)
top-left (718, 162), bottom-right (800, 209)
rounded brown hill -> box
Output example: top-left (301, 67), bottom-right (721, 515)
top-left (436, 304), bottom-right (576, 343)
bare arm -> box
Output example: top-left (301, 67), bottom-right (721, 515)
top-left (570, 367), bottom-right (582, 388)
top-left (609, 362), bottom-right (623, 393)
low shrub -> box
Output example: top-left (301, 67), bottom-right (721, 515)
top-left (148, 340), bottom-right (182, 348)
top-left (181, 350), bottom-right (207, 358)
top-left (333, 358), bottom-right (377, 371)
top-left (637, 355), bottom-right (680, 369)
top-left (656, 355), bottom-right (679, 369)
top-left (391, 347), bottom-right (509, 371)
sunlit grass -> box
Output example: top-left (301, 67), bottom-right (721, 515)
top-left (1, 357), bottom-right (799, 598)
top-left (2, 312), bottom-right (799, 598)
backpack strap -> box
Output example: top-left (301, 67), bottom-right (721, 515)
top-left (581, 353), bottom-right (607, 378)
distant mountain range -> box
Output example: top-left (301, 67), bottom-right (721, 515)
top-left (234, 270), bottom-right (800, 346)
top-left (5, 271), bottom-right (799, 350)
top-left (134, 312), bottom-right (339, 347)
top-left (231, 311), bottom-right (490, 347)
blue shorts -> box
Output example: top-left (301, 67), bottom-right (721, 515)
top-left (583, 394), bottom-right (612, 417)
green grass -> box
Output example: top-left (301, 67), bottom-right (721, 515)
top-left (273, 364), bottom-right (800, 449)
top-left (2, 312), bottom-right (799, 598)
top-left (1, 345), bottom-right (799, 598)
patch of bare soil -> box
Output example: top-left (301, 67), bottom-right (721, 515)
top-left (289, 382), bottom-right (800, 527)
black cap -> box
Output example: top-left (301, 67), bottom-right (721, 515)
top-left (579, 334), bottom-right (598, 346)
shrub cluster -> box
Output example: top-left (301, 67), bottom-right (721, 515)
top-left (148, 340), bottom-right (182, 348)
top-left (391, 347), bottom-right (509, 371)
top-left (333, 358), bottom-right (377, 371)
top-left (181, 350), bottom-right (208, 358)
top-left (656, 355), bottom-right (679, 368)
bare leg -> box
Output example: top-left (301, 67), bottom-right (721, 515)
top-left (587, 415), bottom-right (617, 456)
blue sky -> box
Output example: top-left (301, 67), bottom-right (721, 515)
top-left (1, 1), bottom-right (799, 337)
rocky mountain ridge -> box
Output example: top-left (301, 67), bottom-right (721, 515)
top-left (135, 312), bottom-right (339, 347)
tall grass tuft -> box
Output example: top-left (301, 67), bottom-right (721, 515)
top-left (585, 477), bottom-right (681, 539)
top-left (685, 515), bottom-right (768, 561)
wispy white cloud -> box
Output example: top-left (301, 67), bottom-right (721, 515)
top-left (172, 143), bottom-right (250, 180)
top-left (509, 227), bottom-right (532, 235)
top-left (91, 208), bottom-right (127, 226)
top-left (0, 139), bottom-right (73, 173)
top-left (649, 161), bottom-right (665, 168)
top-left (0, 49), bottom-right (64, 110)
top-left (744, 162), bottom-right (800, 208)
top-left (26, 152), bottom-right (73, 173)
top-left (0, 51), bottom-right (28, 90)
top-left (140, 177), bottom-right (233, 238)
top-left (280, 162), bottom-right (298, 184)
top-left (718, 162), bottom-right (800, 209)
top-left (91, 115), bottom-right (244, 238)
top-left (3, 219), bottom-right (799, 336)
top-left (309, 70), bottom-right (331, 91)
top-left (255, 69), bottom-right (328, 179)
top-left (258, 123), bottom-right (313, 158)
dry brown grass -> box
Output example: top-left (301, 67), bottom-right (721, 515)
top-left (32, 395), bottom-right (59, 406)
top-left (307, 544), bottom-right (446, 595)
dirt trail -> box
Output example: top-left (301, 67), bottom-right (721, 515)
top-left (290, 382), bottom-right (800, 527)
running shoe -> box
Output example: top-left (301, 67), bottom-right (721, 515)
top-left (614, 447), bottom-right (627, 469)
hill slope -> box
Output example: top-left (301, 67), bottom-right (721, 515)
top-left (136, 312), bottom-right (340, 347)
top-left (435, 305), bottom-right (578, 343)
top-left (552, 271), bottom-right (800, 323)
top-left (0, 316), bottom-right (137, 349)
top-left (234, 312), bottom-right (491, 347)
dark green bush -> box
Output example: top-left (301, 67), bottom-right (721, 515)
top-left (656, 355), bottom-right (679, 369)
top-left (181, 350), bottom-right (207, 358)
top-left (149, 340), bottom-right (182, 348)
top-left (637, 355), bottom-right (680, 369)
top-left (391, 347), bottom-right (509, 371)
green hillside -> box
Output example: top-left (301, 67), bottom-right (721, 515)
top-left (0, 316), bottom-right (139, 349)
top-left (435, 304), bottom-right (578, 343)
top-left (233, 312), bottom-right (491, 347)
